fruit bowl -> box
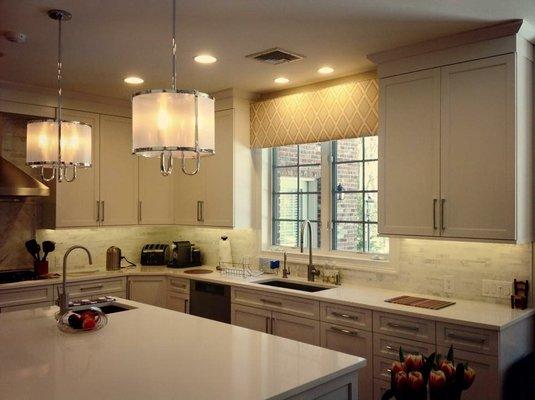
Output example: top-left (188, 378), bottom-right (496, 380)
top-left (57, 307), bottom-right (108, 333)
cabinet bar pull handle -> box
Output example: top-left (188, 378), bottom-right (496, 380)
top-left (200, 201), bottom-right (204, 222)
top-left (185, 299), bottom-right (189, 314)
top-left (271, 317), bottom-right (275, 333)
top-left (385, 345), bottom-right (419, 354)
top-left (332, 311), bottom-right (359, 320)
top-left (447, 333), bottom-right (486, 344)
top-left (96, 201), bottom-right (100, 222)
top-left (330, 326), bottom-right (360, 336)
top-left (265, 316), bottom-right (270, 333)
top-left (387, 322), bottom-right (420, 332)
top-left (441, 198), bottom-right (445, 231)
top-left (261, 298), bottom-right (282, 306)
top-left (80, 284), bottom-right (104, 291)
top-left (138, 201), bottom-right (142, 222)
top-left (101, 201), bottom-right (105, 222)
top-left (433, 199), bottom-right (437, 230)
top-left (196, 201), bottom-right (202, 222)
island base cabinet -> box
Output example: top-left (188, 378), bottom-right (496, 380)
top-left (286, 371), bottom-right (358, 400)
top-left (128, 277), bottom-right (166, 307)
top-left (321, 322), bottom-right (373, 400)
top-left (437, 346), bottom-right (499, 400)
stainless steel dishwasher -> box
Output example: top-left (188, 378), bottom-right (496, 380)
top-left (189, 281), bottom-right (231, 323)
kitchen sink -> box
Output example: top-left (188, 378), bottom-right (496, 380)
top-left (98, 304), bottom-right (136, 314)
top-left (254, 279), bottom-right (331, 292)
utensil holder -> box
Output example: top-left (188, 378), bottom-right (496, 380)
top-left (34, 260), bottom-right (48, 277)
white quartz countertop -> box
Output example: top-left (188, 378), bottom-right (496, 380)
top-left (1, 265), bottom-right (533, 331)
top-left (0, 299), bottom-right (365, 400)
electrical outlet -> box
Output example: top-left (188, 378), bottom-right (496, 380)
top-left (443, 276), bottom-right (455, 293)
top-left (482, 280), bottom-right (512, 298)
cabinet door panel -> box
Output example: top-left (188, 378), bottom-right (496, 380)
top-left (55, 110), bottom-right (100, 227)
top-left (99, 115), bottom-right (138, 226)
top-left (139, 157), bottom-right (174, 224)
top-left (321, 322), bottom-right (373, 400)
top-left (272, 311), bottom-right (320, 346)
top-left (128, 277), bottom-right (165, 307)
top-left (379, 68), bottom-right (441, 236)
top-left (231, 304), bottom-right (271, 333)
top-left (204, 109), bottom-right (234, 227)
top-left (174, 162), bottom-right (205, 225)
top-left (440, 54), bottom-right (515, 240)
top-left (166, 292), bottom-right (189, 313)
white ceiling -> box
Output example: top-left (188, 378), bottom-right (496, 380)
top-left (1, 0), bottom-right (534, 99)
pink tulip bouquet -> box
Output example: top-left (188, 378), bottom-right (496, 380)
top-left (381, 346), bottom-right (476, 400)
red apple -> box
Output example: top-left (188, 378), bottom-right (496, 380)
top-left (393, 371), bottom-right (408, 393)
top-left (463, 367), bottom-right (476, 389)
top-left (429, 370), bottom-right (447, 391)
top-left (82, 316), bottom-right (96, 330)
top-left (408, 371), bottom-right (425, 392)
top-left (439, 359), bottom-right (455, 381)
top-left (405, 354), bottom-right (424, 372)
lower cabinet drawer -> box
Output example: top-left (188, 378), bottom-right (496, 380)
top-left (436, 322), bottom-right (498, 356)
top-left (320, 322), bottom-right (373, 400)
top-left (320, 302), bottom-right (372, 331)
top-left (232, 287), bottom-right (319, 319)
top-left (374, 333), bottom-right (436, 360)
top-left (374, 378), bottom-right (390, 400)
top-left (437, 346), bottom-right (499, 400)
top-left (373, 312), bottom-right (435, 343)
top-left (0, 285), bottom-right (53, 308)
top-left (167, 277), bottom-right (189, 294)
top-left (1, 300), bottom-right (53, 312)
top-left (60, 278), bottom-right (126, 299)
top-left (373, 356), bottom-right (395, 381)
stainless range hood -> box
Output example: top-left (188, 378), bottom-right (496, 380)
top-left (0, 157), bottom-right (49, 197)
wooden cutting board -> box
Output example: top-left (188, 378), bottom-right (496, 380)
top-left (385, 295), bottom-right (455, 310)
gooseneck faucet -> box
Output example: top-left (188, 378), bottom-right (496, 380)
top-left (58, 245), bottom-right (93, 315)
top-left (300, 220), bottom-right (320, 282)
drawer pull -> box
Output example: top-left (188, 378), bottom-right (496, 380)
top-left (330, 326), bottom-right (360, 337)
top-left (261, 299), bottom-right (282, 306)
top-left (447, 333), bottom-right (486, 344)
top-left (385, 345), bottom-right (420, 354)
top-left (80, 284), bottom-right (104, 291)
top-left (171, 283), bottom-right (187, 289)
top-left (387, 322), bottom-right (420, 332)
top-left (332, 311), bottom-right (359, 320)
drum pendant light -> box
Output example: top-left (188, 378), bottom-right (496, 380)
top-left (131, 0), bottom-right (215, 176)
top-left (26, 10), bottom-right (92, 183)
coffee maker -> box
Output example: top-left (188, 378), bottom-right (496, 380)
top-left (168, 241), bottom-right (202, 268)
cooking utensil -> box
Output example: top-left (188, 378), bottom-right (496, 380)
top-left (25, 239), bottom-right (40, 261)
top-left (42, 241), bottom-right (56, 261)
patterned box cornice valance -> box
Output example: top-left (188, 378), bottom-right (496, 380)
top-left (250, 76), bottom-right (379, 148)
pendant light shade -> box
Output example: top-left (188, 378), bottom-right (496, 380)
top-left (132, 90), bottom-right (215, 159)
top-left (131, 0), bottom-right (215, 176)
top-left (26, 9), bottom-right (92, 183)
top-left (27, 120), bottom-right (92, 166)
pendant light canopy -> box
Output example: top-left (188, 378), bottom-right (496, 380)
top-left (26, 10), bottom-right (92, 183)
top-left (131, 0), bottom-right (215, 176)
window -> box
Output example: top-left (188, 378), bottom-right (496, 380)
top-left (270, 137), bottom-right (388, 255)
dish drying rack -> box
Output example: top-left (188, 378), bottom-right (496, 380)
top-left (216, 260), bottom-right (264, 278)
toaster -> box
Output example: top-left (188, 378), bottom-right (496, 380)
top-left (140, 244), bottom-right (170, 266)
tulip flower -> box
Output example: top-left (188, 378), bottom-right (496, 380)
top-left (463, 366), bottom-right (476, 389)
top-left (404, 354), bottom-right (424, 372)
top-left (393, 370), bottom-right (408, 392)
top-left (439, 359), bottom-right (455, 381)
top-left (429, 369), bottom-right (447, 391)
top-left (391, 361), bottom-right (405, 375)
top-left (408, 371), bottom-right (425, 392)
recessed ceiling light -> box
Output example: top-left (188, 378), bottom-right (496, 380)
top-left (194, 54), bottom-right (217, 64)
top-left (274, 77), bottom-right (289, 84)
top-left (124, 76), bottom-right (144, 85)
top-left (318, 66), bottom-right (334, 74)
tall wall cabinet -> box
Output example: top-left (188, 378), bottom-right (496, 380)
top-left (375, 29), bottom-right (533, 243)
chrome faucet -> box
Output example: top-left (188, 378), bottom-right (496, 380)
top-left (58, 245), bottom-right (93, 315)
top-left (300, 220), bottom-right (320, 282)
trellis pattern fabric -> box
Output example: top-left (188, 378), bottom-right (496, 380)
top-left (250, 78), bottom-right (379, 148)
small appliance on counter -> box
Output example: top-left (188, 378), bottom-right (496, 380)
top-left (168, 241), bottom-right (202, 268)
top-left (140, 244), bottom-right (170, 266)
top-left (106, 246), bottom-right (136, 270)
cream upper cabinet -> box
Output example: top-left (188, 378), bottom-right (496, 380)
top-left (378, 52), bottom-right (532, 243)
top-left (99, 115), bottom-right (138, 226)
top-left (174, 100), bottom-right (252, 228)
top-left (440, 55), bottom-right (516, 240)
top-left (139, 157), bottom-right (174, 225)
top-left (48, 109), bottom-right (100, 228)
top-left (378, 69), bottom-right (441, 237)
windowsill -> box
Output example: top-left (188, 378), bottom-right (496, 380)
top-left (260, 246), bottom-right (399, 275)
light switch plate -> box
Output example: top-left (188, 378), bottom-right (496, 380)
top-left (482, 279), bottom-right (512, 298)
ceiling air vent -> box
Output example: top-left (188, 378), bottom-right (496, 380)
top-left (246, 47), bottom-right (305, 65)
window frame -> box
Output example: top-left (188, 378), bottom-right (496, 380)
top-left (259, 140), bottom-right (398, 273)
